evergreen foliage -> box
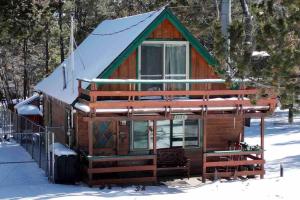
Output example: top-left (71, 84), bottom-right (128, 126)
top-left (0, 0), bottom-right (298, 113)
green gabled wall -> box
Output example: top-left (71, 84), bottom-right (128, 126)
top-left (99, 7), bottom-right (219, 79)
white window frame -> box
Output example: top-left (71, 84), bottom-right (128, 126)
top-left (181, 119), bottom-right (202, 149)
top-left (130, 119), bottom-right (202, 151)
top-left (130, 120), bottom-right (152, 150)
top-left (138, 41), bottom-right (190, 91)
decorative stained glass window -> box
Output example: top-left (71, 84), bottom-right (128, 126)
top-left (93, 121), bottom-right (115, 148)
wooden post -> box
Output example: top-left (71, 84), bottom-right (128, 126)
top-left (260, 117), bottom-right (265, 179)
top-left (153, 120), bottom-right (157, 181)
top-left (153, 121), bottom-right (157, 155)
top-left (88, 119), bottom-right (94, 156)
top-left (88, 119), bottom-right (94, 182)
top-left (116, 121), bottom-right (119, 155)
top-left (241, 117), bottom-right (245, 142)
top-left (202, 117), bottom-right (207, 183)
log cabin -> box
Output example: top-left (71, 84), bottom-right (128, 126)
top-left (35, 7), bottom-right (276, 186)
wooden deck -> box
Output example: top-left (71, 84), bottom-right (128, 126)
top-left (202, 150), bottom-right (265, 182)
top-left (82, 154), bottom-right (157, 186)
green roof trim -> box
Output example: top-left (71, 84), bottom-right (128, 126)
top-left (99, 7), bottom-right (219, 79)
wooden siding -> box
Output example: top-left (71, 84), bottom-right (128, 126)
top-left (43, 95), bottom-right (68, 144)
top-left (148, 19), bottom-right (184, 39)
top-left (100, 51), bottom-right (136, 91)
top-left (206, 117), bottom-right (243, 150)
top-left (75, 113), bottom-right (88, 150)
top-left (190, 47), bottom-right (226, 90)
top-left (118, 122), bottom-right (130, 155)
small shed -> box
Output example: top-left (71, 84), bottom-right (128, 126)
top-left (14, 93), bottom-right (43, 125)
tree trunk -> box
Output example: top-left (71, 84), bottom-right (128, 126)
top-left (221, 0), bottom-right (232, 75)
top-left (240, 0), bottom-right (253, 47)
top-left (23, 38), bottom-right (28, 99)
top-left (288, 104), bottom-right (293, 124)
top-left (0, 70), bottom-right (13, 105)
top-left (45, 22), bottom-right (50, 74)
top-left (215, 0), bottom-right (220, 20)
top-left (58, 0), bottom-right (64, 63)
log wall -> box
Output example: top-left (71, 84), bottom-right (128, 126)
top-left (43, 95), bottom-right (69, 144)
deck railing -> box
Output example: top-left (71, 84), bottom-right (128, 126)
top-left (77, 79), bottom-right (277, 113)
top-left (81, 153), bottom-right (157, 186)
top-left (202, 149), bottom-right (265, 182)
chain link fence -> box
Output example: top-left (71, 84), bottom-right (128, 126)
top-left (0, 108), bottom-right (55, 182)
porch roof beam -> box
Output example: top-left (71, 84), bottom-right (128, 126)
top-left (81, 112), bottom-right (270, 122)
top-left (78, 78), bottom-right (249, 84)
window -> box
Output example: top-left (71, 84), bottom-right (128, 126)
top-left (172, 120), bottom-right (184, 147)
top-left (140, 44), bottom-right (163, 91)
top-left (138, 41), bottom-right (189, 91)
top-left (131, 119), bottom-right (201, 150)
top-left (132, 121), bottom-right (151, 149)
top-left (93, 121), bottom-right (115, 148)
top-left (165, 44), bottom-right (187, 90)
top-left (184, 119), bottom-right (202, 148)
top-left (156, 120), bottom-right (171, 148)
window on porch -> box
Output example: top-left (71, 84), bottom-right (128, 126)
top-left (139, 41), bottom-right (189, 91)
top-left (131, 119), bottom-right (202, 150)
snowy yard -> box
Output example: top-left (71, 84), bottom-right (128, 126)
top-left (0, 109), bottom-right (299, 200)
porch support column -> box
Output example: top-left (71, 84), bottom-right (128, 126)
top-left (260, 117), bottom-right (265, 179)
top-left (202, 117), bottom-right (207, 183)
top-left (116, 121), bottom-right (119, 155)
top-left (153, 121), bottom-right (157, 154)
top-left (88, 118), bottom-right (94, 183)
top-left (153, 120), bottom-right (157, 180)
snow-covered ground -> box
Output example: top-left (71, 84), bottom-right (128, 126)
top-left (0, 109), bottom-right (299, 200)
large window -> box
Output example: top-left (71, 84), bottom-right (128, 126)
top-left (139, 41), bottom-right (189, 91)
top-left (132, 121), bottom-right (153, 149)
top-left (131, 119), bottom-right (201, 150)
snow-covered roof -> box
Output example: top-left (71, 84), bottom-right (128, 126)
top-left (35, 7), bottom-right (165, 105)
top-left (14, 93), bottom-right (40, 109)
top-left (16, 105), bottom-right (42, 116)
